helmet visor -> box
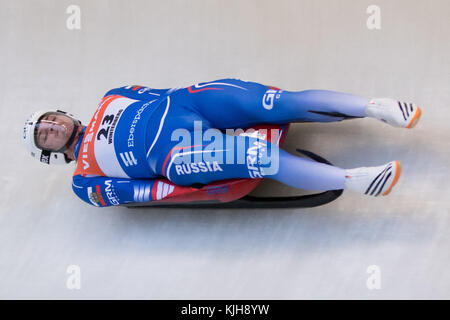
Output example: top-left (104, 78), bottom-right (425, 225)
top-left (34, 112), bottom-right (75, 152)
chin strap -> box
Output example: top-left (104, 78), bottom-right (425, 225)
top-left (56, 119), bottom-right (81, 153)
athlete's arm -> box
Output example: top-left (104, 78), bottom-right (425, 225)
top-left (72, 174), bottom-right (159, 207)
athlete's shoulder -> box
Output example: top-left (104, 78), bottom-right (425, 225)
top-left (103, 85), bottom-right (135, 98)
top-left (103, 85), bottom-right (170, 100)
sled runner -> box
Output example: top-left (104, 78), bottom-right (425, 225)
top-left (126, 124), bottom-right (343, 209)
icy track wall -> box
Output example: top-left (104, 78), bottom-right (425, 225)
top-left (1, 0), bottom-right (449, 299)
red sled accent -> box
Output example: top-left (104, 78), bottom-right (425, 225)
top-left (145, 124), bottom-right (290, 205)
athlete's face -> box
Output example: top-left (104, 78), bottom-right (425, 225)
top-left (35, 113), bottom-right (75, 151)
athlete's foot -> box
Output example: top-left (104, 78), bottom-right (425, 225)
top-left (365, 98), bottom-right (422, 128)
top-left (344, 161), bottom-right (402, 197)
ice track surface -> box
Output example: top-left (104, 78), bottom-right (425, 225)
top-left (1, 0), bottom-right (449, 299)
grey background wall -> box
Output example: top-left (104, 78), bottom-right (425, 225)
top-left (0, 0), bottom-right (449, 299)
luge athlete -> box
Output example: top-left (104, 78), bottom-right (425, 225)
top-left (23, 78), bottom-right (422, 207)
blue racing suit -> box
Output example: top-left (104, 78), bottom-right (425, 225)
top-left (72, 78), bottom-right (369, 207)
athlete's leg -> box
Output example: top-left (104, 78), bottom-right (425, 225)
top-left (181, 78), bottom-right (370, 128)
top-left (159, 129), bottom-right (400, 196)
top-left (160, 128), bottom-right (346, 189)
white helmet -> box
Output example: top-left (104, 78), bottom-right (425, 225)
top-left (23, 110), bottom-right (82, 165)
